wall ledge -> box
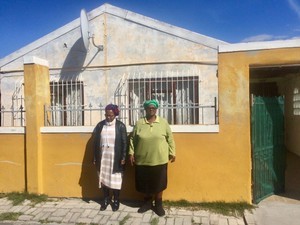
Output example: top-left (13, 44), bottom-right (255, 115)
top-left (0, 127), bottom-right (25, 134)
top-left (0, 125), bottom-right (219, 134)
top-left (40, 125), bottom-right (219, 133)
top-left (23, 56), bottom-right (49, 67)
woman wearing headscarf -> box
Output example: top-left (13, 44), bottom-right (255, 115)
top-left (93, 104), bottom-right (127, 211)
top-left (129, 99), bottom-right (176, 216)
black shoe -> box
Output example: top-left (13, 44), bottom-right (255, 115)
top-left (154, 199), bottom-right (165, 216)
top-left (137, 200), bottom-right (152, 213)
top-left (100, 198), bottom-right (109, 211)
top-left (112, 200), bottom-right (120, 211)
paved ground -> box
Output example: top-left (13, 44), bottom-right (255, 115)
top-left (245, 195), bottom-right (300, 225)
top-left (0, 197), bottom-right (247, 225)
top-left (2, 194), bottom-right (300, 225)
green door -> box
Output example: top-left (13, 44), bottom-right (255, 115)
top-left (251, 96), bottom-right (285, 203)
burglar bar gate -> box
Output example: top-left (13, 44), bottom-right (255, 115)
top-left (251, 96), bottom-right (285, 203)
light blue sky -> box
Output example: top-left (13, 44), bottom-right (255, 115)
top-left (1, 0), bottom-right (300, 59)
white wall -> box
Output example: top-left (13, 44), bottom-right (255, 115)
top-left (0, 4), bottom-right (223, 128)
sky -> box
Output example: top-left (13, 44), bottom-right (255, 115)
top-left (1, 0), bottom-right (300, 59)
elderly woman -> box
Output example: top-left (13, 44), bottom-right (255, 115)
top-left (93, 104), bottom-right (127, 211)
top-left (129, 99), bottom-right (176, 216)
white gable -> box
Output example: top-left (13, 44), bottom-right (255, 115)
top-left (0, 3), bottom-right (227, 68)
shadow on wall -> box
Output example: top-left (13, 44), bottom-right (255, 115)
top-left (78, 133), bottom-right (101, 200)
top-left (60, 37), bottom-right (102, 81)
top-left (78, 130), bottom-right (143, 201)
top-left (60, 38), bottom-right (87, 80)
top-left (281, 151), bottom-right (300, 201)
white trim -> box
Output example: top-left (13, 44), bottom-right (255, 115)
top-left (171, 125), bottom-right (219, 133)
top-left (219, 39), bottom-right (300, 53)
top-left (40, 126), bottom-right (94, 133)
top-left (0, 125), bottom-right (219, 134)
top-left (40, 125), bottom-right (219, 133)
top-left (23, 56), bottom-right (49, 67)
top-left (0, 127), bottom-right (25, 134)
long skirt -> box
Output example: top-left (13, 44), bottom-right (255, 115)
top-left (98, 146), bottom-right (123, 190)
top-left (135, 163), bottom-right (167, 194)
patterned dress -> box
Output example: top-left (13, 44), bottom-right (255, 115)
top-left (98, 119), bottom-right (123, 190)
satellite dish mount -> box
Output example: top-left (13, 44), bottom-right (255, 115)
top-left (80, 9), bottom-right (103, 51)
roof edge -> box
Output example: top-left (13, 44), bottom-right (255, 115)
top-left (218, 39), bottom-right (300, 53)
top-left (91, 4), bottom-right (227, 49)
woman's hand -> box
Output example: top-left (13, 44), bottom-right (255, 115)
top-left (129, 154), bottom-right (135, 166)
top-left (169, 155), bottom-right (176, 163)
top-left (121, 159), bottom-right (126, 165)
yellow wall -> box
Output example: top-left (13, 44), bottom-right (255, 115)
top-left (0, 134), bottom-right (25, 192)
top-left (166, 133), bottom-right (251, 202)
top-left (24, 59), bottom-right (50, 194)
top-left (1, 56), bottom-right (253, 203)
top-left (216, 46), bottom-right (300, 203)
top-left (39, 131), bottom-right (251, 203)
top-left (3, 47), bottom-right (300, 203)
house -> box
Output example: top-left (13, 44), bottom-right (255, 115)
top-left (218, 40), bottom-right (300, 203)
top-left (0, 4), bottom-right (224, 128)
top-left (1, 3), bottom-right (299, 204)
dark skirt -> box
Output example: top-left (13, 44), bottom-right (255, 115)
top-left (135, 163), bottom-right (168, 194)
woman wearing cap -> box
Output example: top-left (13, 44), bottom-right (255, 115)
top-left (129, 99), bottom-right (176, 216)
top-left (93, 104), bottom-right (127, 211)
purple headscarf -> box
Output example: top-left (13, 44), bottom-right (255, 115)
top-left (105, 104), bottom-right (120, 116)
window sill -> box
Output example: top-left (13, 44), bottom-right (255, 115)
top-left (40, 125), bottom-right (219, 133)
top-left (0, 127), bottom-right (25, 134)
top-left (0, 125), bottom-right (219, 134)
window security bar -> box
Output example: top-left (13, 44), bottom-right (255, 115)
top-left (44, 99), bottom-right (218, 127)
top-left (0, 105), bottom-right (25, 127)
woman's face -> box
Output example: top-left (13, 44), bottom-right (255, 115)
top-left (105, 110), bottom-right (115, 122)
top-left (145, 105), bottom-right (157, 117)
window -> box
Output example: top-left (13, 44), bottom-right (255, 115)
top-left (50, 81), bottom-right (84, 126)
top-left (293, 88), bottom-right (300, 116)
top-left (129, 76), bottom-right (199, 125)
top-left (125, 70), bottom-right (218, 126)
top-left (0, 79), bottom-right (25, 127)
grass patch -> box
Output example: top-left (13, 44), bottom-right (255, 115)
top-left (0, 212), bottom-right (22, 221)
top-left (150, 217), bottom-right (159, 225)
top-left (164, 199), bottom-right (256, 217)
top-left (119, 214), bottom-right (131, 225)
top-left (3, 192), bottom-right (48, 206)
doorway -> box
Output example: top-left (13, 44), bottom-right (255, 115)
top-left (250, 65), bottom-right (296, 203)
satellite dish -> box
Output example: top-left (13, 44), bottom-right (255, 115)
top-left (80, 9), bottom-right (103, 52)
top-left (80, 9), bottom-right (90, 51)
